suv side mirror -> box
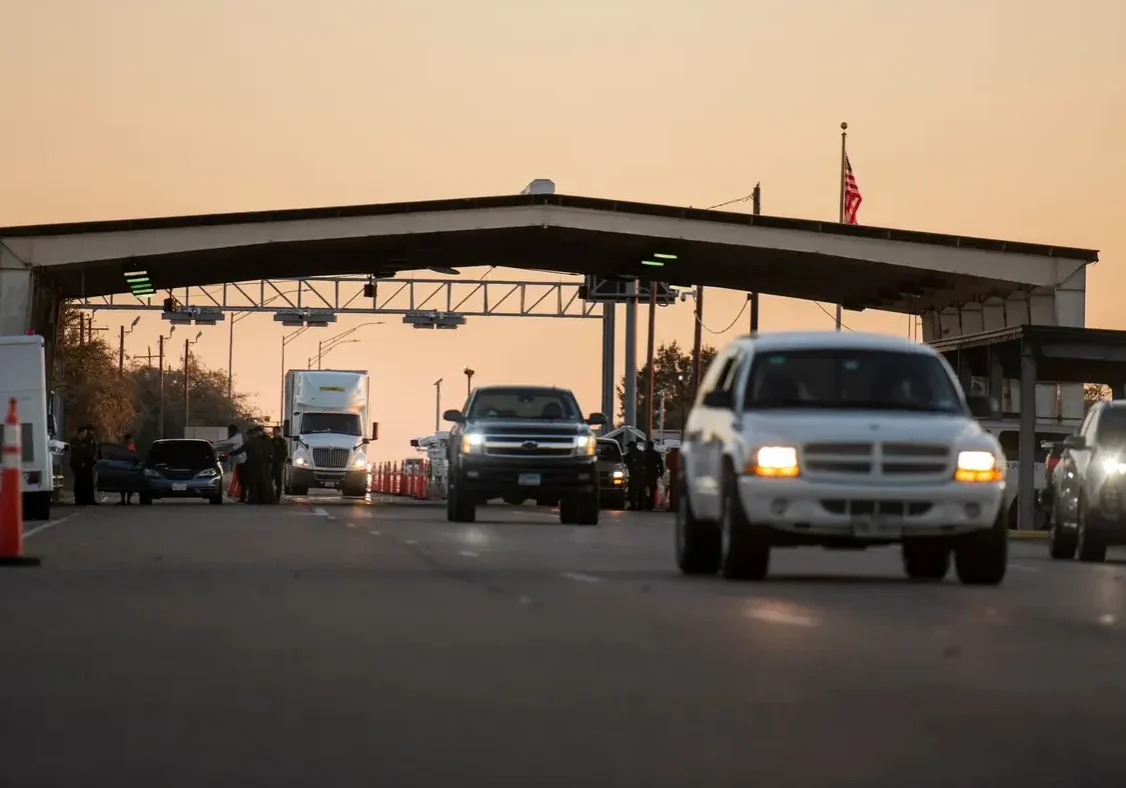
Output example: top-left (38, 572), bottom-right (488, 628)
top-left (1062, 434), bottom-right (1087, 451)
top-left (966, 393), bottom-right (998, 419)
top-left (282, 419), bottom-right (291, 439)
top-left (587, 413), bottom-right (607, 426)
top-left (410, 439), bottom-right (420, 447)
top-left (443, 409), bottom-right (465, 424)
top-left (371, 422), bottom-right (379, 441)
top-left (702, 390), bottom-right (733, 409)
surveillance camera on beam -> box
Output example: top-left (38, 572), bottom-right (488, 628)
top-left (403, 311), bottom-right (466, 329)
top-left (274, 309), bottom-right (337, 327)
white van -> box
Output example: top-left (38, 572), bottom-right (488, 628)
top-left (0, 335), bottom-right (54, 520)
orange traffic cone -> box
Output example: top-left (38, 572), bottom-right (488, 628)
top-left (1, 398), bottom-right (40, 567)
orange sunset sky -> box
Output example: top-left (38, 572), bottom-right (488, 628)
top-left (2, 0), bottom-right (1123, 460)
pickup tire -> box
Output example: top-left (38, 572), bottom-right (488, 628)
top-left (1048, 522), bottom-right (1076, 560)
top-left (24, 492), bottom-right (51, 522)
top-left (674, 473), bottom-right (720, 575)
top-left (953, 510), bottom-right (1007, 585)
top-left (573, 491), bottom-right (599, 526)
top-left (209, 494), bottom-right (223, 505)
top-left (1076, 500), bottom-right (1107, 563)
top-left (720, 468), bottom-right (770, 581)
top-left (447, 485), bottom-right (476, 523)
top-left (139, 494), bottom-right (153, 506)
top-left (902, 541), bottom-right (950, 581)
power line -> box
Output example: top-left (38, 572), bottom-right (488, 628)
top-left (706, 191), bottom-right (759, 211)
top-left (694, 300), bottom-right (749, 335)
top-left (813, 301), bottom-right (854, 331)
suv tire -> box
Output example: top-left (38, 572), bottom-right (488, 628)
top-left (954, 510), bottom-right (1007, 585)
top-left (720, 468), bottom-right (770, 581)
top-left (674, 471), bottom-right (720, 575)
top-left (574, 491), bottom-right (599, 526)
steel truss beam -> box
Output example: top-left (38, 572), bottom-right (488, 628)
top-left (73, 276), bottom-right (605, 319)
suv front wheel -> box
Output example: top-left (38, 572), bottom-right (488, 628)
top-left (953, 510), bottom-right (1007, 585)
top-left (720, 467), bottom-right (770, 581)
top-left (674, 471), bottom-right (720, 575)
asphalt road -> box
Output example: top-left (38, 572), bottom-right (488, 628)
top-left (2, 495), bottom-right (1125, 788)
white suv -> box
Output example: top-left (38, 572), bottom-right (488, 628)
top-left (675, 331), bottom-right (1007, 585)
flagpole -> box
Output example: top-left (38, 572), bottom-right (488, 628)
top-left (836, 122), bottom-right (847, 332)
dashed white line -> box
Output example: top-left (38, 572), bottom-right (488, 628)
top-left (1010, 563), bottom-right (1040, 573)
top-left (404, 539), bottom-right (418, 545)
top-left (368, 530), bottom-right (381, 536)
top-left (345, 523), bottom-right (357, 529)
top-left (23, 512), bottom-right (79, 539)
top-left (459, 550), bottom-right (479, 558)
top-left (743, 607), bottom-right (818, 628)
top-left (561, 572), bottom-right (600, 583)
top-left (311, 507), bottom-right (329, 517)
top-left (1099, 614), bottom-right (1117, 626)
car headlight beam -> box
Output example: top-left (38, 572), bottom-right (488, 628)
top-left (748, 446), bottom-right (799, 478)
top-left (954, 450), bottom-right (1002, 482)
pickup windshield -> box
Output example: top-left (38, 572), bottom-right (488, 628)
top-left (744, 349), bottom-right (965, 414)
top-left (468, 388), bottom-right (581, 421)
top-left (300, 412), bottom-right (362, 436)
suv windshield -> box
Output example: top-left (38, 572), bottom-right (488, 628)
top-left (148, 441), bottom-right (216, 470)
top-left (300, 412), bottom-right (361, 436)
top-left (1096, 408), bottom-right (1126, 447)
top-left (597, 441), bottom-right (623, 462)
top-left (744, 349), bottom-right (964, 414)
top-left (468, 388), bottom-right (581, 420)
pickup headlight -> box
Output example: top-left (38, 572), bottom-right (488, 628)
top-left (611, 469), bottom-right (626, 479)
top-left (747, 446), bottom-right (800, 478)
top-left (954, 450), bottom-right (1003, 482)
top-left (1103, 459), bottom-right (1126, 475)
top-left (460, 432), bottom-right (485, 454)
top-left (574, 435), bottom-right (596, 457)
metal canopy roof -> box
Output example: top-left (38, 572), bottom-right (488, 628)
top-left (2, 193), bottom-right (1099, 314)
top-left (931, 325), bottom-right (1126, 384)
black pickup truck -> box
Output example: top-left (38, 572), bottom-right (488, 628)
top-left (443, 385), bottom-right (607, 525)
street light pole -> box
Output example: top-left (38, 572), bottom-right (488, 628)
top-left (434, 378), bottom-right (443, 432)
top-left (464, 367), bottom-right (475, 397)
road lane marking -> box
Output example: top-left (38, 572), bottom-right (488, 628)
top-left (561, 572), bottom-right (600, 583)
top-left (459, 550), bottom-right (479, 558)
top-left (518, 595), bottom-right (532, 605)
top-left (1010, 563), bottom-right (1040, 573)
top-left (24, 512), bottom-right (79, 539)
top-left (346, 523), bottom-right (357, 529)
top-left (404, 539), bottom-right (418, 545)
top-left (1099, 614), bottom-right (1117, 626)
top-left (368, 530), bottom-right (381, 536)
top-left (311, 507), bottom-right (329, 516)
top-left (743, 607), bottom-right (818, 628)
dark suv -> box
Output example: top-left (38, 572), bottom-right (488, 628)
top-left (443, 385), bottom-right (607, 524)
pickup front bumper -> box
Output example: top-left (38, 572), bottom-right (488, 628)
top-left (737, 475), bottom-right (1004, 539)
top-left (455, 456), bottom-right (598, 500)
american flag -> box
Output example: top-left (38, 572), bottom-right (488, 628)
top-left (843, 155), bottom-right (862, 224)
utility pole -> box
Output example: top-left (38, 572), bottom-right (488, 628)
top-left (750, 183), bottom-right (761, 334)
top-left (184, 338), bottom-right (190, 436)
top-left (158, 336), bottom-right (166, 440)
top-left (434, 378), bottom-right (442, 432)
top-left (645, 281), bottom-right (657, 437)
top-left (691, 286), bottom-right (704, 401)
top-left (119, 325), bottom-right (126, 372)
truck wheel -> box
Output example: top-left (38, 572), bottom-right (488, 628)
top-left (902, 541), bottom-right (950, 581)
top-left (574, 491), bottom-right (600, 526)
top-left (559, 498), bottom-right (577, 524)
top-left (954, 510), bottom-right (1007, 585)
top-left (292, 486), bottom-right (309, 496)
top-left (675, 473), bottom-right (720, 575)
top-left (24, 492), bottom-right (51, 522)
top-left (447, 486), bottom-right (476, 523)
top-left (720, 468), bottom-right (770, 580)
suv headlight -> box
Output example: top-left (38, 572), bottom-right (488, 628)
top-left (461, 432), bottom-right (485, 454)
top-left (574, 435), bottom-right (596, 457)
top-left (746, 446), bottom-right (800, 478)
top-left (954, 450), bottom-right (1003, 482)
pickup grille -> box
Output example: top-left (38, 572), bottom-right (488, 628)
top-left (482, 425), bottom-right (579, 458)
top-left (802, 442), bottom-right (951, 480)
top-left (313, 448), bottom-right (350, 469)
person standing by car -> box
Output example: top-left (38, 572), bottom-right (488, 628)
top-left (270, 426), bottom-right (288, 502)
top-left (213, 424), bottom-right (246, 502)
top-left (643, 439), bottom-right (665, 511)
top-left (70, 426), bottom-right (99, 506)
top-left (118, 432), bottom-right (137, 506)
top-left (244, 426), bottom-right (274, 504)
top-left (626, 441), bottom-right (645, 510)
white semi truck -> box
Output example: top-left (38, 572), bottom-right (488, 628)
top-left (282, 369), bottom-right (376, 497)
top-left (0, 334), bottom-right (57, 520)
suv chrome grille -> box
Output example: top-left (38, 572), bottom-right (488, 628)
top-left (313, 448), bottom-right (350, 469)
top-left (802, 442), bottom-right (951, 480)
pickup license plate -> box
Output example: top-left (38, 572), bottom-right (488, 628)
top-left (172, 483), bottom-right (187, 492)
top-left (851, 516), bottom-right (900, 538)
top-left (518, 473), bottom-right (541, 487)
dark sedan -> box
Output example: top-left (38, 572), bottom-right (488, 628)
top-left (96, 439), bottom-right (224, 505)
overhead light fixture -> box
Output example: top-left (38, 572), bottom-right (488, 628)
top-left (123, 270), bottom-right (147, 277)
top-left (641, 260), bottom-right (664, 267)
top-left (653, 253), bottom-right (677, 260)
